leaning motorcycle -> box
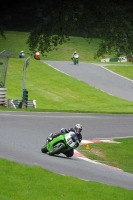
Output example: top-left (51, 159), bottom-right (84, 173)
top-left (41, 131), bottom-right (79, 157)
top-left (73, 54), bottom-right (79, 65)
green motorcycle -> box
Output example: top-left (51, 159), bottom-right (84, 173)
top-left (73, 54), bottom-right (79, 65)
top-left (41, 131), bottom-right (79, 157)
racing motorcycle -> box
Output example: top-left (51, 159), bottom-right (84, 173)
top-left (41, 131), bottom-right (79, 157)
top-left (34, 51), bottom-right (40, 60)
top-left (73, 54), bottom-right (79, 65)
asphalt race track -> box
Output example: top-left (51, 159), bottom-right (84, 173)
top-left (44, 61), bottom-right (133, 102)
top-left (1, 61), bottom-right (133, 190)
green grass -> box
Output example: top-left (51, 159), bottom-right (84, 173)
top-left (0, 158), bottom-right (133, 200)
top-left (0, 31), bottom-right (31, 58)
top-left (43, 37), bottom-right (102, 61)
top-left (0, 31), bottom-right (133, 198)
top-left (79, 137), bottom-right (133, 174)
top-left (1, 31), bottom-right (133, 113)
top-left (1, 58), bottom-right (133, 113)
top-left (104, 64), bottom-right (133, 80)
top-left (0, 31), bottom-right (109, 61)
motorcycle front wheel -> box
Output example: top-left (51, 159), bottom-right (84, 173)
top-left (41, 145), bottom-right (48, 153)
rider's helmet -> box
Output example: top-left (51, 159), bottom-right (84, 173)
top-left (21, 50), bottom-right (24, 53)
top-left (75, 124), bottom-right (82, 134)
top-left (74, 51), bottom-right (77, 54)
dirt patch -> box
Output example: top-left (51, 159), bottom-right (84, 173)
top-left (91, 148), bottom-right (106, 159)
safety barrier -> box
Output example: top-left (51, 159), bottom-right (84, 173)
top-left (4, 99), bottom-right (36, 109)
top-left (27, 100), bottom-right (36, 108)
top-left (0, 88), bottom-right (7, 106)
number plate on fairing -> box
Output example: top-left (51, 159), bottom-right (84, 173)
top-left (65, 133), bottom-right (75, 148)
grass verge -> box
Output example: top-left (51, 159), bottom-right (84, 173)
top-left (79, 137), bottom-right (133, 174)
top-left (1, 32), bottom-right (133, 198)
top-left (0, 158), bottom-right (133, 200)
top-left (0, 58), bottom-right (133, 113)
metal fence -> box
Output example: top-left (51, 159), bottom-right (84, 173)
top-left (0, 50), bottom-right (13, 88)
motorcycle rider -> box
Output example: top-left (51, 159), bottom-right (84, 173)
top-left (19, 50), bottom-right (25, 58)
top-left (34, 50), bottom-right (40, 60)
top-left (47, 124), bottom-right (82, 157)
top-left (71, 51), bottom-right (79, 61)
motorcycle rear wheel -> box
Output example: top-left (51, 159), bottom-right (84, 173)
top-left (49, 144), bottom-right (65, 156)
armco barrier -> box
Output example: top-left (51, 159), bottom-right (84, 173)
top-left (4, 99), bottom-right (36, 109)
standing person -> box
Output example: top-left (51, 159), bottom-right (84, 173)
top-left (46, 124), bottom-right (82, 157)
top-left (19, 50), bottom-right (25, 58)
top-left (71, 51), bottom-right (79, 61)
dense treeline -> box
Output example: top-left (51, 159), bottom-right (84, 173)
top-left (0, 0), bottom-right (133, 58)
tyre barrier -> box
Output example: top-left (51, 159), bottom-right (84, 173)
top-left (0, 88), bottom-right (7, 106)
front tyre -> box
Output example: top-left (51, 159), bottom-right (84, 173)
top-left (41, 145), bottom-right (48, 153)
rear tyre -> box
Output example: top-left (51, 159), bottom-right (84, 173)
top-left (49, 144), bottom-right (65, 156)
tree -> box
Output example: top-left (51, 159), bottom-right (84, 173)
top-left (27, 0), bottom-right (83, 54)
top-left (1, 0), bottom-right (133, 58)
top-left (92, 3), bottom-right (133, 58)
